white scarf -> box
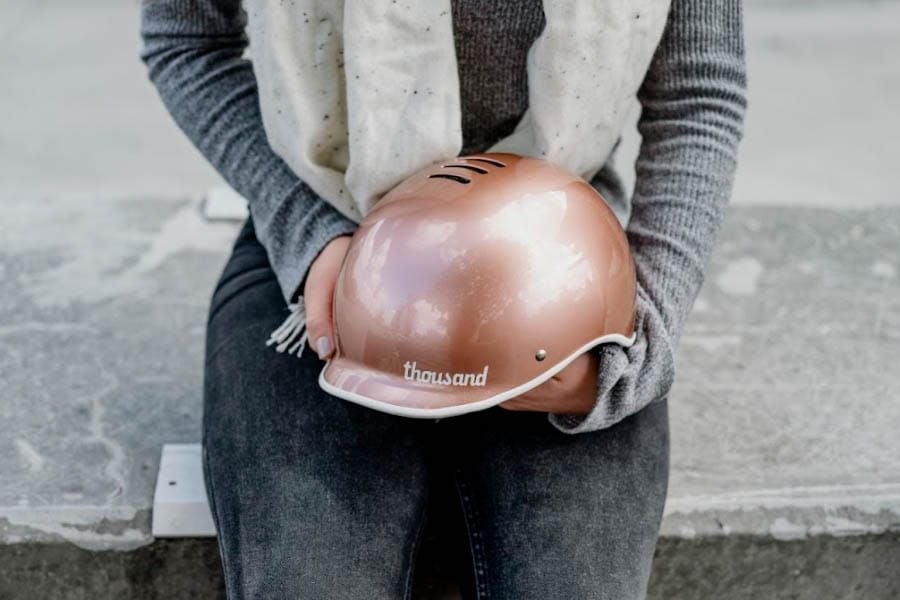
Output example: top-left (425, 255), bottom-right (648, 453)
top-left (249, 0), bottom-right (671, 355)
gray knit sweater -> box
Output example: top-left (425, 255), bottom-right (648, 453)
top-left (140, 0), bottom-right (746, 434)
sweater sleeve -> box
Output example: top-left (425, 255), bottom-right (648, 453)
top-left (139, 0), bottom-right (358, 303)
top-left (549, 0), bottom-right (748, 433)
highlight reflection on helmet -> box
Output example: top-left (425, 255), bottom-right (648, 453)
top-left (319, 153), bottom-right (636, 418)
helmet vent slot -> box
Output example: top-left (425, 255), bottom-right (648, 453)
top-left (459, 156), bottom-right (507, 168)
top-left (429, 173), bottom-right (471, 184)
top-left (443, 164), bottom-right (489, 175)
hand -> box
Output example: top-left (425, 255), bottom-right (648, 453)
top-left (499, 351), bottom-right (600, 416)
top-left (303, 235), bottom-right (352, 359)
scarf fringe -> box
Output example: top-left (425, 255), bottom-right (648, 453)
top-left (266, 301), bottom-right (308, 357)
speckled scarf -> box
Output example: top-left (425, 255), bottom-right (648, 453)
top-left (245, 0), bottom-right (670, 222)
top-left (248, 0), bottom-right (670, 356)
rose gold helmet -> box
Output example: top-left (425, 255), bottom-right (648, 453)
top-left (320, 153), bottom-right (636, 418)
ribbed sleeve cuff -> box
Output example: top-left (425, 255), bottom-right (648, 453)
top-left (547, 283), bottom-right (676, 434)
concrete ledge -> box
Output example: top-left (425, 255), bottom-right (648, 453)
top-left (2, 534), bottom-right (897, 600)
top-left (0, 540), bottom-right (224, 600)
top-left (2, 199), bottom-right (899, 598)
top-left (660, 485), bottom-right (900, 540)
top-left (150, 444), bottom-right (900, 541)
top-left (649, 533), bottom-right (900, 600)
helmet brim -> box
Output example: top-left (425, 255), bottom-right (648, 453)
top-left (319, 331), bottom-right (636, 419)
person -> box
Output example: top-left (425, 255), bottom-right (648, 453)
top-left (140, 0), bottom-right (746, 598)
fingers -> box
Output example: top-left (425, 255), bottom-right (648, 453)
top-left (303, 236), bottom-right (352, 359)
top-left (498, 352), bottom-right (600, 414)
top-left (499, 379), bottom-right (555, 412)
top-left (303, 270), bottom-right (335, 359)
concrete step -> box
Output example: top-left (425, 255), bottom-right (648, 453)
top-left (2, 533), bottom-right (897, 600)
top-left (2, 197), bottom-right (898, 598)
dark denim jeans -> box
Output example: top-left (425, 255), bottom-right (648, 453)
top-left (203, 220), bottom-right (669, 599)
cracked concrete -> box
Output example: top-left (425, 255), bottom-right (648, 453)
top-left (0, 508), bottom-right (150, 550)
top-left (3, 198), bottom-right (898, 553)
top-left (0, 194), bottom-right (239, 550)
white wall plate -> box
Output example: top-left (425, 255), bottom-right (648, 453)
top-left (152, 444), bottom-right (216, 538)
top-left (202, 186), bottom-right (249, 221)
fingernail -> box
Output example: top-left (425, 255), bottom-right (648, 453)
top-left (316, 336), bottom-right (333, 359)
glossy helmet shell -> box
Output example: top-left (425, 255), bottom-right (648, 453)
top-left (319, 153), bottom-right (636, 418)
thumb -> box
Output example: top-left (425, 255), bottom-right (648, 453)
top-left (303, 236), bottom-right (351, 359)
top-left (303, 276), bottom-right (335, 360)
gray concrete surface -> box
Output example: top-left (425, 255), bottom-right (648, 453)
top-left (3, 199), bottom-right (898, 595)
top-left (2, 0), bottom-right (900, 207)
top-left (2, 0), bottom-right (900, 598)
top-left (0, 0), bottom-right (223, 200)
top-left (734, 0), bottom-right (900, 208)
top-left (612, 0), bottom-right (900, 208)
top-left (1, 195), bottom-right (235, 550)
